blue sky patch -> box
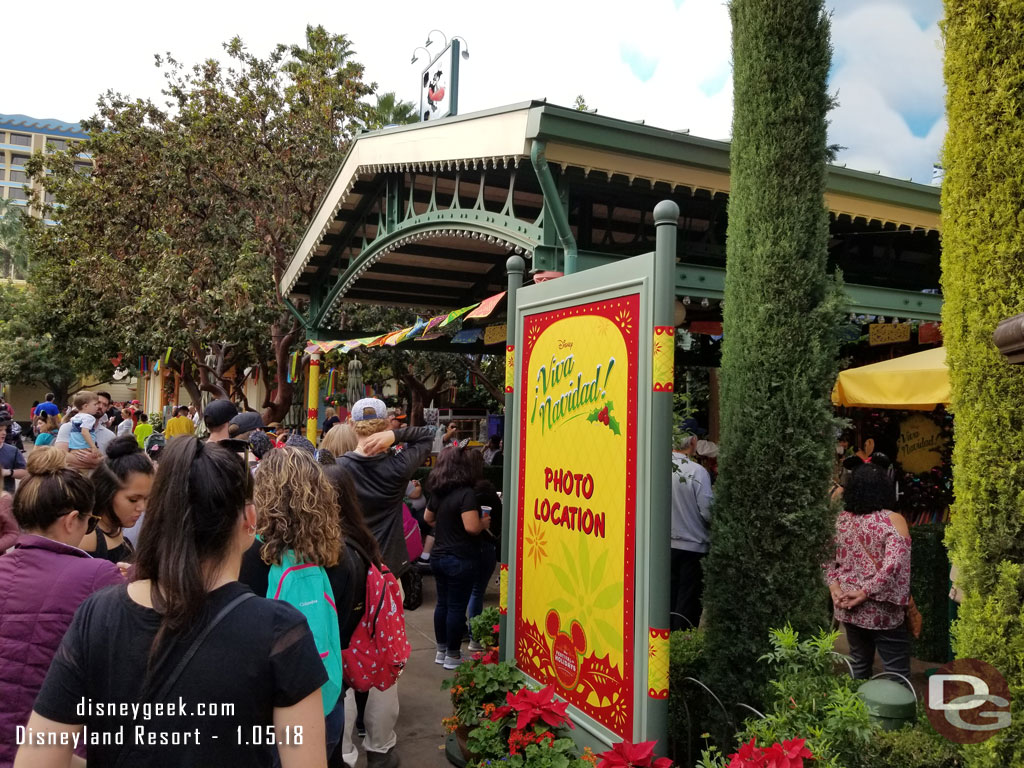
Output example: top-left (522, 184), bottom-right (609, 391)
top-left (699, 65), bottom-right (730, 97)
top-left (903, 109), bottom-right (942, 139)
top-left (620, 44), bottom-right (659, 82)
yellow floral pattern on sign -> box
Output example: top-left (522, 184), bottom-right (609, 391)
top-left (499, 564), bottom-right (509, 614)
top-left (505, 345), bottom-right (515, 393)
top-left (647, 628), bottom-right (670, 699)
top-left (652, 327), bottom-right (674, 392)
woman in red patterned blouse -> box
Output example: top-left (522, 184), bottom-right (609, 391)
top-left (825, 461), bottom-right (912, 679)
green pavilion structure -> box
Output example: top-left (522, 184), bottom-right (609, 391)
top-left (281, 100), bottom-right (942, 437)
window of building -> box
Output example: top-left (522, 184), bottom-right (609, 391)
top-left (74, 162), bottom-right (92, 175)
top-left (0, 132), bottom-right (5, 144)
top-left (0, 169), bottom-right (5, 180)
top-left (11, 154), bottom-right (30, 167)
top-left (44, 191), bottom-right (56, 204)
top-left (46, 137), bottom-right (67, 153)
top-left (9, 133), bottom-right (31, 147)
top-left (8, 186), bottom-right (28, 200)
top-left (9, 170), bottom-right (28, 183)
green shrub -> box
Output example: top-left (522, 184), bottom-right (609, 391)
top-left (667, 630), bottom-right (716, 763)
top-left (148, 412), bottom-right (164, 431)
top-left (735, 626), bottom-right (873, 768)
top-left (863, 714), bottom-right (964, 768)
top-left (909, 524), bottom-right (952, 663)
top-left (704, 0), bottom-right (841, 709)
top-left (941, 4), bottom-right (1024, 766)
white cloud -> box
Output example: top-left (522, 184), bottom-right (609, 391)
top-left (3, 0), bottom-right (943, 183)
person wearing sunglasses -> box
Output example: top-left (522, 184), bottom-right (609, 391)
top-left (0, 447), bottom-right (124, 766)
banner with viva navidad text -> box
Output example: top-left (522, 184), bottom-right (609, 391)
top-left (513, 290), bottom-right (644, 740)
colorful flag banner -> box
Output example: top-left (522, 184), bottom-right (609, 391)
top-left (402, 317), bottom-right (428, 342)
top-left (416, 332), bottom-right (445, 342)
top-left (465, 292), bottom-right (506, 320)
top-left (483, 324), bottom-right (507, 346)
top-left (441, 303), bottom-right (480, 328)
top-left (451, 328), bottom-right (484, 344)
top-left (423, 314), bottom-right (447, 335)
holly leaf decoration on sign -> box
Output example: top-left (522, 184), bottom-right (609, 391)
top-left (588, 401), bottom-right (621, 435)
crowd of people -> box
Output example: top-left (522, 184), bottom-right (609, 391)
top-left (0, 392), bottom-right (502, 768)
top-left (670, 422), bottom-right (915, 681)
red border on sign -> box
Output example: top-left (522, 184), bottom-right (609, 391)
top-left (515, 293), bottom-right (639, 739)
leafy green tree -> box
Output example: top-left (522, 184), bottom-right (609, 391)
top-left (0, 282), bottom-right (110, 407)
top-left (366, 91), bottom-right (418, 129)
top-left (26, 26), bottom-right (374, 421)
top-left (703, 0), bottom-right (840, 709)
top-left (942, 4), bottom-right (1024, 765)
top-left (0, 200), bottom-right (30, 280)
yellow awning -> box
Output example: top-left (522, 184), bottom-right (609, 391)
top-left (833, 346), bottom-right (948, 411)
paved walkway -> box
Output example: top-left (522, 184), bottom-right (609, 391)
top-left (348, 569), bottom-right (494, 768)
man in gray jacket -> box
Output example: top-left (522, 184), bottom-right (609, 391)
top-left (670, 432), bottom-right (713, 631)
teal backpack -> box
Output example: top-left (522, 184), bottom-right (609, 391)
top-left (267, 551), bottom-right (343, 714)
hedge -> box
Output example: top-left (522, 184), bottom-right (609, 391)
top-left (910, 524), bottom-right (952, 663)
top-left (703, 0), bottom-right (840, 708)
top-left (941, 3), bottom-right (1024, 765)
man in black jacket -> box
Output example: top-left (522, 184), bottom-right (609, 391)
top-left (337, 397), bottom-right (435, 768)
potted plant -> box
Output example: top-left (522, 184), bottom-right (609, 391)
top-left (442, 655), bottom-right (527, 758)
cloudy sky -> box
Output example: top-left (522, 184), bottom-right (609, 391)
top-left (5, 0), bottom-right (943, 183)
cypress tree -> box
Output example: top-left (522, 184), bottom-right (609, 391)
top-left (703, 0), bottom-right (839, 707)
top-left (942, 4), bottom-right (1024, 765)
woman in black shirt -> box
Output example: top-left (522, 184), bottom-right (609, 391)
top-left (466, 450), bottom-right (502, 629)
top-left (424, 445), bottom-right (490, 669)
top-left (18, 438), bottom-right (328, 768)
top-left (78, 436), bottom-right (154, 567)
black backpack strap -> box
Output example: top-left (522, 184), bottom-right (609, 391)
top-left (115, 591), bottom-right (255, 768)
top-left (148, 592), bottom-right (256, 703)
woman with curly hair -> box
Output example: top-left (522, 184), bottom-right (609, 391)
top-left (239, 447), bottom-right (351, 762)
top-left (824, 462), bottom-right (911, 679)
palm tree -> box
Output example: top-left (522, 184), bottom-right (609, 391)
top-left (0, 199), bottom-right (30, 281)
top-left (366, 91), bottom-right (418, 129)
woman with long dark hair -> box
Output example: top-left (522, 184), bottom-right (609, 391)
top-left (238, 447), bottom-right (348, 762)
top-left (79, 435), bottom-right (154, 563)
top-left (465, 449), bottom-right (501, 636)
top-left (825, 462), bottom-right (912, 679)
top-left (321, 463), bottom-right (387, 768)
top-left (424, 445), bottom-right (490, 669)
top-left (0, 448), bottom-right (123, 767)
top-left (16, 438), bottom-right (329, 768)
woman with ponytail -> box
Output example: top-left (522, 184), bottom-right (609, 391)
top-left (0, 447), bottom-right (123, 767)
top-left (79, 435), bottom-right (154, 564)
top-left (16, 437), bottom-right (329, 768)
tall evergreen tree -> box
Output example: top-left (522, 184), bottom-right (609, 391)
top-left (942, 4), bottom-right (1024, 765)
top-left (703, 0), bottom-right (839, 707)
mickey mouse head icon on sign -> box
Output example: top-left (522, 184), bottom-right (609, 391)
top-left (546, 609), bottom-right (587, 689)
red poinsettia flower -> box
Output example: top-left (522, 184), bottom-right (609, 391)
top-left (763, 738), bottom-right (813, 768)
top-left (595, 739), bottom-right (672, 767)
top-left (490, 685), bottom-right (573, 731)
top-left (728, 738), bottom-right (764, 767)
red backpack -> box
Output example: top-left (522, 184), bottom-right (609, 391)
top-left (342, 546), bottom-right (411, 692)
